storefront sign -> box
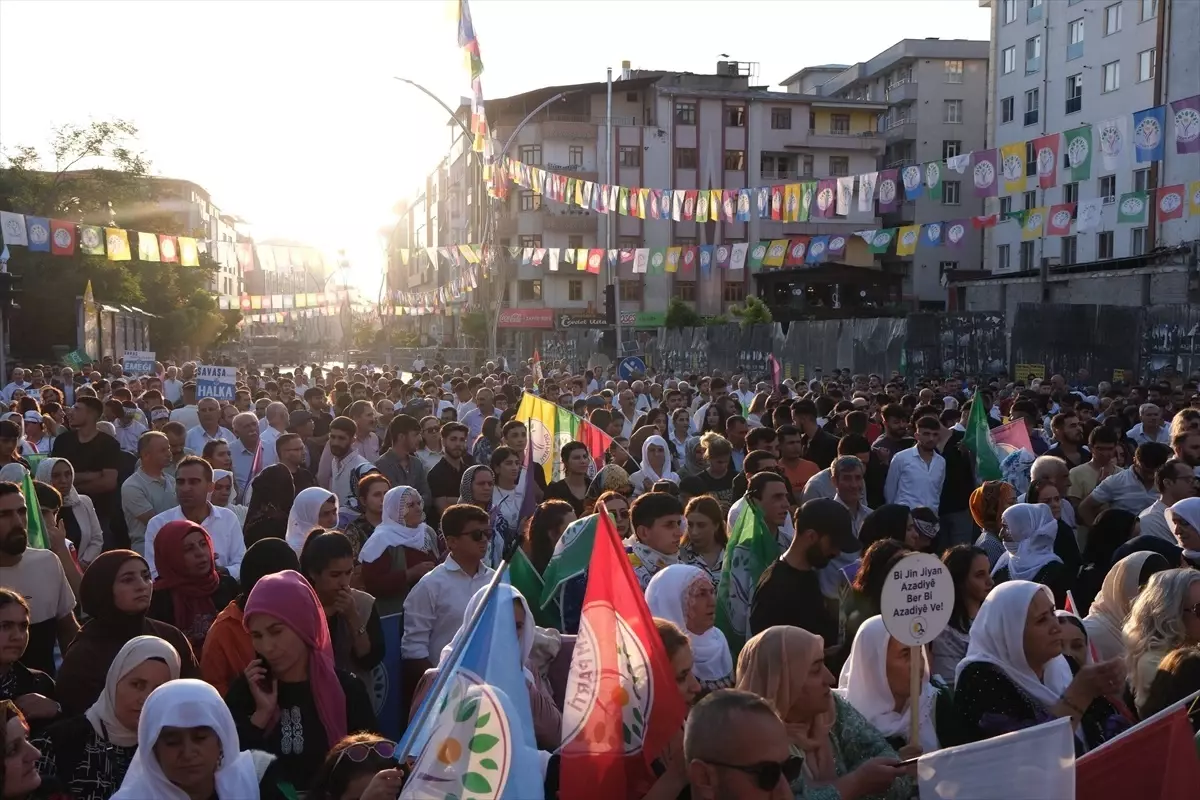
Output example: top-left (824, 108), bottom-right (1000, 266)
top-left (558, 313), bottom-right (608, 330)
top-left (498, 308), bottom-right (555, 329)
top-left (619, 311), bottom-right (667, 328)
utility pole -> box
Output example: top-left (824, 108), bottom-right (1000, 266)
top-left (607, 67), bottom-right (622, 353)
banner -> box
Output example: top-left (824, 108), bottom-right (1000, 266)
top-left (1117, 192), bottom-right (1149, 224)
top-left (24, 217), bottom-right (49, 252)
top-left (972, 149), bottom-right (999, 198)
top-left (1045, 204), bottom-right (1074, 236)
top-left (896, 225), bottom-right (920, 256)
top-left (195, 364), bottom-right (237, 401)
top-left (877, 169), bottom-right (900, 212)
top-left (122, 350), bottom-right (156, 375)
top-left (1098, 116), bottom-right (1128, 171)
top-left (0, 212), bottom-right (27, 247)
top-left (917, 718), bottom-right (1075, 799)
top-left (1170, 94), bottom-right (1200, 154)
top-left (1033, 133), bottom-right (1060, 189)
top-left (924, 160), bottom-right (943, 202)
top-left (1022, 208), bottom-right (1047, 241)
top-left (104, 228), bottom-right (130, 261)
top-left (1156, 186), bottom-right (1186, 222)
top-left (1132, 105), bottom-right (1166, 163)
top-left (514, 393), bottom-right (610, 483)
top-left (902, 164), bottom-right (923, 201)
top-left (49, 219), bottom-right (75, 255)
top-left (1063, 126), bottom-right (1093, 181)
top-left (1000, 143), bottom-right (1025, 195)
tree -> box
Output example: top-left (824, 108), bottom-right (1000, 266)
top-left (729, 296), bottom-right (773, 327)
top-left (461, 309), bottom-right (488, 344)
top-left (664, 298), bottom-right (702, 330)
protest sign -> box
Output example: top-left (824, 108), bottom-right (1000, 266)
top-left (122, 350), bottom-right (156, 375)
top-left (195, 364), bottom-right (236, 401)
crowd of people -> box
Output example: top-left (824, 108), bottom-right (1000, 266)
top-left (0, 356), bottom-right (1198, 799)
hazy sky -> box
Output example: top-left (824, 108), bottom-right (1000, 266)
top-left (0, 0), bottom-right (989, 288)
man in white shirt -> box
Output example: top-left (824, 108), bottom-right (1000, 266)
top-left (728, 451), bottom-right (795, 545)
top-left (169, 382), bottom-right (201, 430)
top-left (401, 503), bottom-right (494, 678)
top-left (0, 368), bottom-right (29, 403)
top-left (258, 402), bottom-right (289, 470)
top-left (161, 366), bottom-right (183, 405)
top-left (1138, 457), bottom-right (1194, 542)
top-left (631, 380), bottom-right (652, 413)
top-left (323, 416), bottom-right (371, 511)
top-left (229, 412), bottom-right (262, 501)
top-left (615, 389), bottom-right (640, 439)
top-left (1127, 403), bottom-right (1170, 445)
top-left (415, 415), bottom-right (444, 472)
top-left (184, 397), bottom-right (234, 454)
top-left (733, 377), bottom-right (756, 412)
top-left (143, 456), bottom-right (244, 579)
top-left (460, 388), bottom-right (500, 443)
top-left (884, 416), bottom-right (946, 513)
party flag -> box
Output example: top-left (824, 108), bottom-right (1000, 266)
top-left (815, 179), bottom-right (836, 219)
top-left (1132, 106), bottom-right (1166, 163)
top-left (558, 512), bottom-right (687, 800)
top-left (137, 231), bottom-right (160, 262)
top-left (722, 190), bottom-right (737, 222)
top-left (778, 184), bottom-right (796, 222)
top-left (1156, 187), bottom-right (1186, 222)
top-left (770, 186), bottom-right (783, 221)
top-left (945, 220), bottom-right (968, 248)
top-left (867, 229), bottom-right (894, 254)
top-left (730, 242), bottom-right (748, 271)
top-left (632, 249), bottom-right (649, 274)
top-left (736, 189), bottom-right (752, 222)
top-left (767, 353), bottom-right (782, 393)
top-left (836, 176), bottom-right (854, 216)
top-left (896, 225), bottom-right (920, 256)
top-left (682, 190), bottom-right (697, 221)
top-left (1076, 702), bottom-right (1200, 800)
top-left (49, 220), bottom-right (75, 255)
top-left (709, 189), bottom-right (720, 221)
top-left (800, 182), bottom-right (817, 222)
top-left (1188, 181), bottom-right (1200, 217)
top-left (22, 217), bottom-right (49, 252)
top-left (1000, 143), bottom-right (1026, 194)
top-left (0, 212), bottom-right (27, 247)
top-left (20, 471), bottom-right (48, 550)
top-left (924, 161), bottom-right (943, 202)
top-left (918, 718), bottom-right (1075, 800)
top-left (514, 393), bottom-right (611, 484)
top-left (1033, 134), bottom-right (1060, 189)
top-left (665, 246), bottom-right (681, 273)
top-left (698, 245), bottom-right (713, 275)
top-left (972, 214), bottom-right (999, 229)
top-left (1117, 192), bottom-right (1149, 224)
top-left (877, 169), bottom-right (900, 212)
top-left (510, 547), bottom-right (558, 628)
top-left (695, 190), bottom-right (709, 223)
top-left (1098, 116), bottom-right (1127, 171)
top-left (805, 236), bottom-right (829, 264)
top-left (159, 235), bottom-right (178, 263)
top-left (715, 503), bottom-right (779, 657)
top-left (745, 241), bottom-right (767, 272)
top-left (901, 164), bottom-right (923, 201)
top-left (763, 239), bottom-right (787, 268)
top-left (715, 243), bottom-right (731, 270)
top-left (947, 153), bottom-right (971, 174)
top-left (1063, 126), bottom-right (1093, 181)
top-left (679, 246), bottom-right (697, 278)
top-left (972, 149), bottom-right (999, 198)
top-left (1003, 209), bottom-right (1027, 227)
top-left (783, 238), bottom-right (809, 267)
top-left (964, 389), bottom-right (1002, 481)
top-left (582, 249), bottom-right (600, 275)
top-left (178, 236), bottom-right (199, 267)
top-left (658, 190), bottom-right (671, 220)
top-left (648, 248), bottom-right (666, 275)
top-left (575, 248), bottom-right (589, 270)
top-left (1170, 94), bottom-right (1200, 154)
top-left (827, 235), bottom-right (846, 258)
top-left (1046, 204), bottom-right (1074, 236)
top-left (1021, 208), bottom-right (1046, 240)
top-left (104, 228), bottom-right (130, 261)
top-left (921, 222), bottom-right (943, 247)
top-left (859, 171), bottom-right (878, 212)
top-left (755, 187), bottom-right (770, 219)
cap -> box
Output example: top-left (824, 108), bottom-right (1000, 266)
top-left (288, 410), bottom-right (314, 429)
top-left (795, 498), bottom-right (860, 554)
top-left (22, 411), bottom-right (42, 423)
top-left (151, 407), bottom-right (171, 421)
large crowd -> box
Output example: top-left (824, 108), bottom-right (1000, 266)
top-left (0, 356), bottom-right (1198, 799)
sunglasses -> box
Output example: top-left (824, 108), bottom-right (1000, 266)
top-left (706, 755), bottom-right (803, 790)
top-left (421, 427), bottom-right (439, 434)
top-left (333, 739), bottom-right (397, 770)
top-left (450, 529), bottom-right (489, 542)
top-left (606, 507), bottom-right (631, 520)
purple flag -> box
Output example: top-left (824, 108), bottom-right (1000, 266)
top-left (815, 179), bottom-right (837, 219)
top-left (877, 169), bottom-right (900, 212)
top-left (827, 234), bottom-right (847, 258)
top-left (945, 220), bottom-right (969, 249)
top-left (972, 149), bottom-right (999, 198)
top-left (1170, 94), bottom-right (1200, 154)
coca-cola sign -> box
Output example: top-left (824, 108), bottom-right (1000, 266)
top-left (497, 308), bottom-right (555, 329)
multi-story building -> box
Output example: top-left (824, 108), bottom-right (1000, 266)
top-left (139, 177), bottom-right (243, 296)
top-left (983, 0), bottom-right (1199, 278)
top-left (795, 39), bottom-right (991, 305)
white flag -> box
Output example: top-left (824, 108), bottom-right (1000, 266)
top-left (947, 154), bottom-right (971, 174)
top-left (858, 172), bottom-right (878, 213)
top-left (0, 212), bottom-right (28, 247)
top-left (633, 248), bottom-right (649, 274)
top-left (729, 242), bottom-right (748, 271)
top-left (836, 176), bottom-right (855, 216)
top-left (1076, 198), bottom-right (1106, 233)
top-left (1098, 116), bottom-right (1127, 172)
top-left (855, 230), bottom-right (878, 245)
top-left (548, 249), bottom-right (560, 272)
top-left (917, 717), bottom-right (1074, 799)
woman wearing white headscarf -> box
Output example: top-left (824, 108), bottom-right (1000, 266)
top-left (992, 503), bottom-right (1070, 607)
top-left (0, 461), bottom-right (28, 483)
top-left (359, 486), bottom-right (440, 617)
top-left (1081, 550), bottom-right (1171, 663)
top-left (628, 434), bottom-right (679, 497)
top-left (286, 486), bottom-right (338, 554)
top-left (113, 678), bottom-right (279, 800)
top-left (1165, 496), bottom-right (1200, 568)
top-left (33, 635), bottom-right (180, 800)
top-left (836, 616), bottom-right (949, 756)
top-left (210, 469), bottom-right (248, 526)
top-left (36, 456), bottom-right (103, 566)
top-left (954, 581), bottom-right (1128, 753)
top-left (645, 564), bottom-right (734, 694)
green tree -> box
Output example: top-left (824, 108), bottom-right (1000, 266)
top-left (664, 298), bottom-right (702, 329)
top-left (461, 310), bottom-right (488, 344)
top-left (729, 296), bottom-right (773, 327)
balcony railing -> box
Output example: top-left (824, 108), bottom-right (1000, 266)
top-left (1067, 41), bottom-right (1083, 61)
top-left (1065, 95), bottom-right (1082, 115)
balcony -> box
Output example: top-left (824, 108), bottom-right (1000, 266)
top-left (883, 119), bottom-right (917, 142)
top-left (543, 212), bottom-right (596, 233)
top-left (1027, 1), bottom-right (1043, 24)
top-left (1025, 56), bottom-right (1041, 75)
top-left (884, 82), bottom-right (918, 105)
top-left (1067, 41), bottom-right (1083, 61)
top-left (804, 129), bottom-right (885, 151)
top-left (1065, 95), bottom-right (1082, 115)
top-left (761, 170), bottom-right (815, 182)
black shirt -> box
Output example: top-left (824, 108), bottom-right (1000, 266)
top-left (1045, 443), bottom-right (1091, 470)
top-left (50, 430), bottom-right (121, 522)
top-left (804, 428), bottom-right (840, 470)
top-left (937, 430), bottom-right (975, 514)
top-left (147, 573), bottom-right (240, 656)
top-left (543, 478), bottom-right (588, 517)
top-left (750, 558), bottom-right (838, 645)
top-left (427, 455), bottom-right (476, 526)
top-left (679, 470), bottom-right (738, 512)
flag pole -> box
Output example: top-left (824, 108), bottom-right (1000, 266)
top-left (397, 559), bottom-right (510, 759)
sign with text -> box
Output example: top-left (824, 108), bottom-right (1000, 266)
top-left (63, 349), bottom-right (90, 370)
top-left (1014, 363), bottom-right (1045, 382)
top-left (497, 308), bottom-right (554, 329)
top-left (195, 364), bottom-right (237, 401)
top-left (122, 350), bottom-right (156, 375)
top-left (879, 552), bottom-right (954, 647)
top-left (557, 313), bottom-right (608, 330)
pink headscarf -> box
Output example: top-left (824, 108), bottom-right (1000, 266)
top-left (242, 570), bottom-right (346, 746)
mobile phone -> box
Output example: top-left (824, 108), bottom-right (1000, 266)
top-left (895, 756), bottom-right (920, 767)
top-left (255, 655), bottom-right (274, 692)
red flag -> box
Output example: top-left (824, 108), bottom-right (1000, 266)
top-left (1157, 185), bottom-right (1187, 221)
top-left (1034, 133), bottom-right (1060, 189)
top-left (1045, 204), bottom-right (1075, 237)
top-left (771, 186), bottom-right (783, 221)
top-left (49, 220), bottom-right (76, 255)
top-left (239, 295), bottom-right (252, 311)
top-left (972, 214), bottom-right (999, 229)
top-left (1076, 706), bottom-right (1200, 799)
top-left (783, 237), bottom-right (810, 267)
top-left (586, 249), bottom-right (604, 274)
top-left (682, 190), bottom-right (697, 221)
top-left (158, 235), bottom-right (178, 263)
top-left (679, 246), bottom-right (697, 278)
top-left (767, 353), bottom-right (782, 392)
top-left (560, 512), bottom-right (687, 800)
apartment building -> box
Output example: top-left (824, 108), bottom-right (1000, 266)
top-left (984, 0), bottom-right (1199, 275)
top-left (801, 39), bottom-right (991, 305)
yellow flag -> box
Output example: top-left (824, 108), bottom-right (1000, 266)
top-left (783, 185), bottom-right (801, 222)
top-left (104, 228), bottom-right (131, 261)
top-left (177, 236), bottom-right (199, 266)
top-left (666, 246), bottom-right (681, 273)
top-left (763, 239), bottom-right (788, 268)
top-left (575, 248), bottom-right (589, 269)
top-left (999, 143), bottom-right (1026, 195)
top-left (896, 225), bottom-right (920, 256)
top-left (638, 188), bottom-right (650, 220)
top-left (574, 180), bottom-right (584, 207)
top-left (710, 189), bottom-right (721, 220)
top-left (458, 244), bottom-right (480, 263)
top-left (1189, 181), bottom-right (1200, 216)
top-left (1023, 207), bottom-right (1048, 240)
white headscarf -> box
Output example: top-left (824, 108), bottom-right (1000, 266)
top-left (439, 583), bottom-right (536, 684)
top-left (286, 486), bottom-right (336, 554)
top-left (112, 679), bottom-right (262, 800)
top-left (955, 581), bottom-right (1075, 710)
top-left (85, 635), bottom-right (181, 747)
top-left (0, 462), bottom-right (28, 483)
top-left (35, 457), bottom-right (80, 507)
top-left (993, 503), bottom-right (1062, 581)
top-left (836, 616), bottom-right (940, 753)
top-left (645, 564), bottom-right (733, 683)
top-left (210, 469), bottom-right (233, 506)
top-left (639, 434), bottom-right (679, 484)
top-left (358, 486), bottom-right (434, 564)
top-left (1165, 496), bottom-right (1200, 561)
top-left (1082, 550), bottom-right (1158, 663)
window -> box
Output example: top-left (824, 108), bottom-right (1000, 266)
top-left (1026, 140), bottom-right (1038, 176)
top-left (943, 181), bottom-right (961, 205)
top-left (998, 244), bottom-right (1011, 270)
top-left (673, 281), bottom-right (697, 302)
top-left (518, 234), bottom-right (542, 248)
top-left (1105, 3), bottom-right (1122, 35)
top-left (1023, 190), bottom-right (1038, 211)
top-left (1138, 49), bottom-right (1156, 82)
top-left (723, 282), bottom-right (746, 303)
top-left (800, 154), bottom-right (814, 177)
top-left (1002, 46), bottom-right (1016, 75)
top-left (1001, 96), bottom-right (1015, 124)
top-left (945, 60), bottom-right (963, 83)
top-left (518, 144), bottom-right (542, 165)
top-left (619, 281), bottom-right (642, 302)
top-left (830, 114), bottom-right (851, 134)
top-left (1000, 196), bottom-right (1013, 216)
top-left (674, 102), bottom-right (696, 125)
top-left (625, 91), bottom-right (639, 102)
top-left (724, 150), bottom-right (746, 171)
top-left (1024, 88), bottom-right (1039, 126)
top-left (1025, 36), bottom-right (1042, 73)
top-left (618, 236), bottom-right (640, 250)
top-left (675, 148), bottom-right (698, 169)
top-left (568, 146), bottom-right (584, 166)
top-left (760, 154), bottom-right (786, 178)
top-left (1103, 61), bottom-right (1120, 93)
top-left (568, 280), bottom-right (584, 302)
top-left (618, 145), bottom-right (641, 167)
top-left (1134, 168), bottom-right (1154, 192)
top-left (1020, 240), bottom-right (1035, 270)
top-left (1098, 231), bottom-right (1115, 259)
top-left (1069, 18), bottom-right (1085, 44)
top-left (770, 108), bottom-right (792, 129)
top-left (942, 140), bottom-right (963, 159)
top-left (568, 235), bottom-right (584, 249)
top-left (1003, 0), bottom-right (1017, 24)
top-left (1099, 175), bottom-right (1117, 203)
top-left (829, 156), bottom-right (850, 177)
top-left (944, 100), bottom-right (963, 123)
top-left (1132, 227), bottom-right (1148, 255)
top-left (1061, 236), bottom-right (1077, 265)
top-left (519, 191), bottom-right (542, 211)
top-left (1064, 182), bottom-right (1079, 210)
top-left (1142, 0), bottom-right (1158, 21)
top-left (939, 261), bottom-right (959, 276)
top-left (1066, 74), bottom-right (1083, 114)
top-left (518, 280), bottom-right (542, 301)
top-left (726, 105), bottom-right (745, 127)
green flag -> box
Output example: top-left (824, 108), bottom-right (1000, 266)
top-left (539, 514), bottom-right (598, 614)
top-left (715, 504), bottom-right (780, 658)
top-left (868, 229), bottom-right (896, 254)
top-left (21, 471), bottom-right (48, 550)
top-left (746, 241), bottom-right (767, 273)
top-left (798, 182), bottom-right (816, 222)
top-left (510, 547), bottom-right (560, 628)
top-left (925, 161), bottom-right (943, 202)
top-left (63, 349), bottom-right (90, 370)
top-left (648, 248), bottom-right (666, 275)
top-left (1063, 126), bottom-right (1092, 181)
top-left (964, 394), bottom-right (1002, 482)
top-left (1117, 192), bottom-right (1149, 224)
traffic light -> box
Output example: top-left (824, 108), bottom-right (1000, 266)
top-left (604, 283), bottom-right (616, 325)
top-left (0, 272), bottom-right (22, 310)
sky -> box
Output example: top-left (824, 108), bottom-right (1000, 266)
top-left (0, 0), bottom-right (989, 290)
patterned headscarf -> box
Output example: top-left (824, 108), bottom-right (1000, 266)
top-left (969, 480), bottom-right (1016, 532)
top-left (458, 464), bottom-right (494, 510)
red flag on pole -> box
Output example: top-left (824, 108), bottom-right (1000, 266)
top-left (559, 512), bottom-right (687, 800)
top-left (1076, 704), bottom-right (1200, 799)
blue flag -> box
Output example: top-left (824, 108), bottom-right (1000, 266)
top-left (699, 245), bottom-right (713, 275)
top-left (921, 222), bottom-right (944, 247)
top-left (404, 580), bottom-right (545, 799)
top-left (25, 217), bottom-right (50, 252)
top-left (1133, 106), bottom-right (1167, 163)
top-left (806, 235), bottom-right (830, 264)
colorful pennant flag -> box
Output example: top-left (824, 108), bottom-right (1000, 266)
top-left (924, 161), bottom-right (943, 202)
top-left (730, 242), bottom-right (748, 271)
top-left (827, 234), bottom-right (846, 258)
top-left (159, 235), bottom-right (178, 263)
top-left (1033, 134), bottom-right (1060, 189)
top-left (24, 217), bottom-right (49, 252)
top-left (945, 220), bottom-right (968, 248)
top-left (867, 229), bottom-right (895, 254)
top-left (1189, 181), bottom-right (1200, 217)
top-left (901, 164), bottom-right (923, 201)
top-left (1117, 192), bottom-right (1149, 224)
top-left (105, 228), bottom-right (130, 261)
top-left (1045, 204), bottom-right (1075, 236)
top-left (1077, 198), bottom-right (1105, 233)
top-left (877, 169), bottom-right (900, 212)
top-left (49, 220), bottom-right (75, 255)
top-left (1098, 116), bottom-right (1127, 171)
top-left (806, 235), bottom-right (829, 264)
top-left (815, 179), bottom-right (835, 219)
top-left (972, 149), bottom-right (999, 198)
top-left (0, 212), bottom-right (28, 247)
top-left (1063, 126), bottom-right (1093, 181)
top-left (763, 240), bottom-right (787, 268)
top-left (921, 222), bottom-right (943, 247)
top-left (858, 171), bottom-right (878, 212)
top-left (836, 176), bottom-right (854, 215)
top-left (1155, 186), bottom-right (1186, 221)
top-left (896, 225), bottom-right (920, 256)
top-left (178, 236), bottom-right (199, 267)
top-left (999, 143), bottom-right (1026, 195)
top-left (1170, 94), bottom-right (1200, 154)
top-left (137, 231), bottom-right (160, 262)
top-left (1022, 208), bottom-right (1047, 240)
top-left (1132, 106), bottom-right (1166, 163)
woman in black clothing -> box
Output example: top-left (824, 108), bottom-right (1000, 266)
top-left (0, 591), bottom-right (56, 736)
top-left (1073, 508), bottom-right (1140, 615)
top-left (146, 521), bottom-right (239, 658)
top-left (243, 464), bottom-right (297, 546)
top-left (858, 503), bottom-right (918, 549)
top-left (307, 734), bottom-right (405, 800)
top-left (991, 503), bottom-right (1072, 608)
top-left (1026, 477), bottom-right (1082, 588)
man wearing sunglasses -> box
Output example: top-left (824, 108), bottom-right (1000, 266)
top-left (685, 689), bottom-right (796, 799)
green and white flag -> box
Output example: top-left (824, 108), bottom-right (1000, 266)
top-left (799, 182), bottom-right (816, 222)
top-left (746, 241), bottom-right (768, 273)
top-left (21, 471), bottom-right (48, 550)
top-left (963, 393), bottom-right (1002, 482)
top-left (539, 513), bottom-right (599, 626)
top-left (867, 228), bottom-right (896, 254)
top-left (1063, 125), bottom-right (1093, 181)
top-left (1117, 191), bottom-right (1149, 224)
top-left (715, 504), bottom-right (780, 658)
top-left (510, 548), bottom-right (559, 628)
top-left (925, 161), bottom-right (943, 202)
